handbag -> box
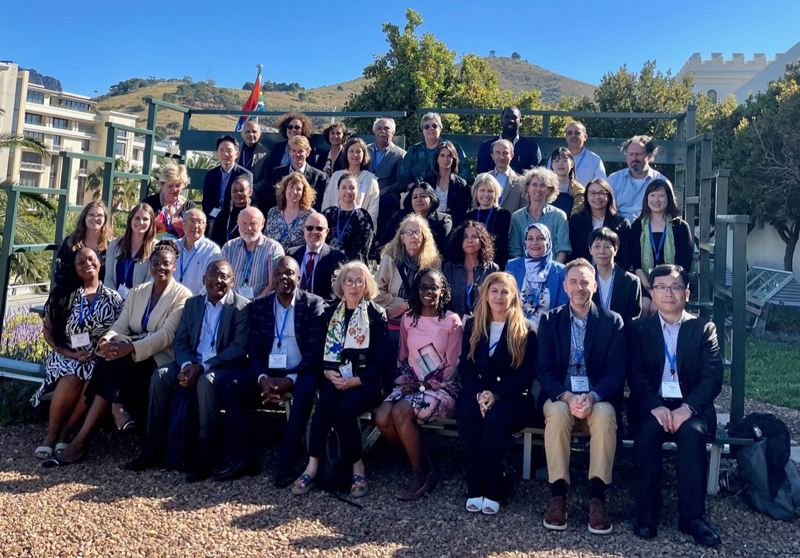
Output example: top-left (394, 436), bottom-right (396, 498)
top-left (317, 428), bottom-right (351, 493)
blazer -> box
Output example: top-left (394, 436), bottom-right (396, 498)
top-left (288, 243), bottom-right (347, 303)
top-left (568, 211), bottom-right (633, 271)
top-left (312, 148), bottom-right (346, 175)
top-left (628, 313), bottom-right (723, 434)
top-left (630, 217), bottom-right (694, 273)
top-left (104, 238), bottom-right (157, 292)
top-left (494, 168), bottom-right (528, 214)
top-left (323, 300), bottom-right (388, 391)
top-left (476, 135), bottom-right (542, 175)
top-left (248, 290), bottom-right (327, 381)
top-left (202, 164), bottom-right (253, 218)
top-left (264, 140), bottom-right (317, 181)
top-left (536, 302), bottom-right (627, 407)
top-left (459, 316), bottom-right (538, 401)
top-left (591, 266), bottom-right (642, 324)
top-left (505, 258), bottom-right (569, 311)
top-left (237, 142), bottom-right (270, 193)
top-left (443, 260), bottom-right (500, 317)
top-left (173, 290), bottom-right (251, 371)
top-left (424, 173), bottom-right (472, 227)
top-left (263, 164), bottom-right (327, 213)
top-left (102, 278), bottom-right (193, 366)
top-left (467, 207), bottom-right (512, 270)
top-left (368, 142), bottom-right (407, 194)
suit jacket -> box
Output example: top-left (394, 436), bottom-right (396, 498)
top-left (104, 238), bottom-right (156, 291)
top-left (288, 243), bottom-right (347, 303)
top-left (495, 168), bottom-right (528, 213)
top-left (536, 302), bottom-right (627, 407)
top-left (568, 211), bottom-right (633, 271)
top-left (173, 290), bottom-right (251, 370)
top-left (312, 148), bottom-right (346, 175)
top-left (443, 260), bottom-right (500, 317)
top-left (591, 266), bottom-right (642, 324)
top-left (368, 142), bottom-right (407, 194)
top-left (476, 135), bottom-right (542, 175)
top-left (102, 278), bottom-right (193, 366)
top-left (202, 164), bottom-right (253, 218)
top-left (248, 290), bottom-right (327, 381)
top-left (264, 140), bottom-right (317, 181)
top-left (262, 164), bottom-right (327, 213)
top-left (237, 142), bottom-right (269, 193)
top-left (628, 313), bottom-right (723, 434)
top-left (460, 316), bottom-right (538, 401)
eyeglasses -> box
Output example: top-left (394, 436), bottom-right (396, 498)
top-left (587, 191), bottom-right (609, 198)
top-left (305, 225), bottom-right (326, 232)
top-left (287, 125), bottom-right (302, 131)
top-left (422, 123), bottom-right (440, 130)
top-left (205, 272), bottom-right (232, 281)
top-left (402, 229), bottom-right (422, 238)
top-left (344, 278), bottom-right (366, 287)
top-left (652, 285), bottom-right (685, 294)
top-left (418, 284), bottom-right (441, 293)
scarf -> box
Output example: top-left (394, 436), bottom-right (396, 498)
top-left (397, 253), bottom-right (420, 299)
top-left (323, 299), bottom-right (371, 364)
top-left (640, 216), bottom-right (676, 272)
top-left (523, 223), bottom-right (553, 285)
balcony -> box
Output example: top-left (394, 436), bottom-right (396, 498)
top-left (44, 140), bottom-right (73, 153)
top-left (20, 162), bottom-right (46, 172)
top-left (77, 167), bottom-right (90, 177)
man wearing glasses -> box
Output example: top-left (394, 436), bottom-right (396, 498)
top-left (288, 212), bottom-right (346, 303)
top-left (202, 135), bottom-right (253, 226)
top-left (173, 209), bottom-right (222, 295)
top-left (628, 264), bottom-right (723, 546)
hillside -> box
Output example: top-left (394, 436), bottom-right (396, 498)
top-left (484, 57), bottom-right (596, 102)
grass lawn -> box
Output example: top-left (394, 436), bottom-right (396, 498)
top-left (736, 336), bottom-right (800, 411)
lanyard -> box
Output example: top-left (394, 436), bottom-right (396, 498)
top-left (280, 211), bottom-right (300, 241)
top-left (336, 207), bottom-right (356, 244)
top-left (274, 297), bottom-right (290, 348)
top-left (570, 318), bottom-right (585, 367)
top-left (204, 305), bottom-right (224, 348)
top-left (597, 267), bottom-right (616, 309)
top-left (648, 221), bottom-right (667, 260)
top-left (226, 212), bottom-right (239, 240)
top-left (240, 147), bottom-right (252, 170)
top-left (79, 286), bottom-right (101, 326)
top-left (161, 197), bottom-right (179, 229)
top-left (179, 242), bottom-right (199, 282)
top-left (664, 340), bottom-right (678, 376)
top-left (241, 247), bottom-right (255, 286)
top-left (142, 293), bottom-right (158, 331)
top-left (478, 207), bottom-right (494, 229)
top-left (122, 256), bottom-right (136, 288)
top-left (575, 149), bottom-right (588, 171)
top-left (489, 340), bottom-right (500, 352)
top-left (465, 282), bottom-right (474, 309)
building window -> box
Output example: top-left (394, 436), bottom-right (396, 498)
top-left (77, 123), bottom-right (96, 134)
top-left (59, 99), bottom-right (91, 112)
top-left (19, 172), bottom-right (39, 187)
top-left (133, 148), bottom-right (143, 161)
top-left (52, 135), bottom-right (62, 147)
top-left (81, 139), bottom-right (90, 151)
top-left (116, 129), bottom-right (128, 139)
top-left (707, 90), bottom-right (718, 104)
top-left (49, 155), bottom-right (59, 188)
top-left (115, 142), bottom-right (127, 157)
top-left (21, 152), bottom-right (43, 165)
top-left (24, 131), bottom-right (44, 141)
top-left (77, 176), bottom-right (87, 202)
top-left (26, 91), bottom-right (44, 104)
top-left (52, 117), bottom-right (69, 129)
top-left (25, 113), bottom-right (43, 125)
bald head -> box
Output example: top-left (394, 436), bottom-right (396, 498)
top-left (238, 207), bottom-right (264, 243)
top-left (241, 120), bottom-right (261, 147)
top-left (303, 211), bottom-right (329, 251)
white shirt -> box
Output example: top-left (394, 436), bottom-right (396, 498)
top-left (291, 162), bottom-right (307, 174)
top-left (592, 217), bottom-right (605, 230)
top-left (547, 148), bottom-right (606, 189)
top-left (181, 295), bottom-right (225, 372)
top-left (607, 167), bottom-right (670, 222)
top-left (270, 295), bottom-right (301, 382)
top-left (488, 322), bottom-right (504, 357)
top-left (435, 186), bottom-right (449, 212)
top-left (175, 236), bottom-right (222, 296)
top-left (659, 311), bottom-right (687, 383)
top-left (597, 272), bottom-right (614, 307)
top-left (323, 169), bottom-right (380, 228)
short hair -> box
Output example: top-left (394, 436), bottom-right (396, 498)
top-left (639, 178), bottom-right (680, 220)
top-left (158, 162), bottom-right (190, 187)
top-left (420, 112), bottom-right (442, 129)
top-left (565, 257), bottom-right (595, 277)
top-left (205, 259), bottom-right (231, 275)
top-left (502, 106), bottom-right (522, 118)
top-left (277, 112), bottom-right (313, 139)
top-left (649, 264), bottom-right (689, 288)
top-left (581, 178), bottom-right (619, 217)
top-left (216, 135), bottom-right (238, 150)
top-left (491, 138), bottom-right (514, 153)
top-left (287, 135), bottom-right (311, 152)
top-left (522, 167), bottom-right (559, 204)
top-left (342, 137), bottom-right (371, 171)
top-left (331, 261), bottom-right (379, 301)
top-left (622, 135), bottom-right (659, 158)
top-left (372, 117), bottom-right (396, 134)
top-left (566, 121), bottom-right (587, 135)
top-left (471, 173), bottom-right (502, 207)
top-left (550, 147), bottom-right (576, 182)
top-left (152, 239), bottom-right (180, 259)
top-left (432, 141), bottom-right (459, 179)
top-left (184, 208), bottom-right (207, 223)
top-left (587, 227), bottom-right (620, 249)
top-left (323, 122), bottom-right (347, 145)
top-left (449, 220), bottom-right (494, 265)
top-left (276, 173), bottom-right (316, 211)
top-left (231, 176), bottom-right (252, 191)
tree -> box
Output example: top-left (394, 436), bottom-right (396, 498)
top-left (86, 158), bottom-right (141, 212)
top-left (489, 50), bottom-right (496, 58)
top-left (242, 81), bottom-right (255, 91)
top-left (511, 52), bottom-right (521, 60)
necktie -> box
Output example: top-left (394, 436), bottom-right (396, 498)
top-left (302, 252), bottom-right (316, 290)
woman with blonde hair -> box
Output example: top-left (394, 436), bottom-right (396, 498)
top-left (456, 271), bottom-right (537, 515)
top-left (264, 173), bottom-right (316, 250)
top-left (143, 163), bottom-right (197, 239)
top-left (466, 173), bottom-right (512, 269)
top-left (53, 201), bottom-right (113, 284)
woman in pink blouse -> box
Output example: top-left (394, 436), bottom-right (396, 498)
top-left (375, 268), bottom-right (464, 500)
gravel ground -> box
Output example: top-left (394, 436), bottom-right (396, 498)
top-left (2, 407), bottom-right (799, 558)
top-left (715, 385), bottom-right (800, 443)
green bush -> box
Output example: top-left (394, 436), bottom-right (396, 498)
top-left (766, 305), bottom-right (800, 334)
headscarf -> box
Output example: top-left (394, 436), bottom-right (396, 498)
top-left (523, 223), bottom-right (554, 284)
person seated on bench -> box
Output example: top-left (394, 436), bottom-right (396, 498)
top-left (216, 257), bottom-right (326, 485)
top-left (628, 264), bottom-right (723, 546)
top-left (143, 163), bottom-right (197, 240)
top-left (321, 172), bottom-right (376, 262)
top-left (375, 268), bottom-right (463, 501)
top-left (208, 177), bottom-right (252, 247)
top-left (264, 173), bottom-right (316, 252)
top-left (292, 262), bottom-right (388, 498)
top-left (53, 201), bottom-right (112, 285)
top-left (443, 221), bottom-right (499, 318)
top-left (456, 272), bottom-right (537, 515)
top-left (588, 228), bottom-right (641, 323)
top-left (125, 260), bottom-right (250, 482)
top-left (287, 212), bottom-right (347, 303)
top-left (105, 203), bottom-right (158, 302)
top-left (32, 248), bottom-right (124, 459)
top-left (537, 258), bottom-right (626, 535)
top-left (466, 173), bottom-right (512, 269)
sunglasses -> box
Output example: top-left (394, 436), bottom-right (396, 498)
top-left (305, 225), bottom-right (327, 232)
top-left (422, 123), bottom-right (440, 130)
top-left (287, 125), bottom-right (303, 131)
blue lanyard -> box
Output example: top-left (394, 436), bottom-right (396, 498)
top-left (204, 306), bottom-right (224, 348)
top-left (478, 207), bottom-right (494, 228)
top-left (336, 207), bottom-right (356, 244)
top-left (274, 297), bottom-right (290, 348)
top-left (575, 149), bottom-right (588, 171)
top-left (465, 283), bottom-right (474, 309)
top-left (122, 256), bottom-right (136, 288)
top-left (240, 148), bottom-right (252, 170)
top-left (142, 293), bottom-right (157, 331)
top-left (226, 212), bottom-right (239, 240)
top-left (179, 242), bottom-right (199, 282)
top-left (489, 340), bottom-right (500, 352)
top-left (280, 212), bottom-right (300, 241)
top-left (241, 247), bottom-right (255, 286)
top-left (664, 340), bottom-right (677, 376)
top-left (79, 286), bottom-right (101, 326)
top-left (570, 318), bottom-right (585, 366)
top-left (597, 267), bottom-right (616, 309)
top-left (648, 221), bottom-right (667, 260)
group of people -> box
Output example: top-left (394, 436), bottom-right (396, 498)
top-left (31, 108), bottom-right (724, 547)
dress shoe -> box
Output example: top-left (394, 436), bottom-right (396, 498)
top-left (587, 498), bottom-right (613, 534)
top-left (543, 496), bottom-right (568, 531)
top-left (186, 447), bottom-right (216, 483)
top-left (124, 447), bottom-right (164, 472)
top-left (679, 517), bottom-right (721, 546)
top-left (214, 461), bottom-right (261, 482)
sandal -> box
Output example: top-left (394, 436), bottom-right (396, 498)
top-left (482, 497), bottom-right (500, 515)
top-left (120, 419), bottom-right (136, 433)
top-left (35, 446), bottom-right (53, 459)
top-left (350, 475), bottom-right (368, 498)
top-left (291, 473), bottom-right (316, 495)
top-left (55, 443), bottom-right (69, 455)
top-left (466, 497), bottom-right (484, 513)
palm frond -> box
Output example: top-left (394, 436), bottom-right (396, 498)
top-left (0, 133), bottom-right (46, 156)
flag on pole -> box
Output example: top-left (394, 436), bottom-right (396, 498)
top-left (235, 64), bottom-right (265, 132)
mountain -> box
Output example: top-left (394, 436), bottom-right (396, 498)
top-left (483, 56), bottom-right (596, 102)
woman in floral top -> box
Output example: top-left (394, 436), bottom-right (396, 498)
top-left (142, 163), bottom-right (197, 239)
top-left (264, 173), bottom-right (315, 251)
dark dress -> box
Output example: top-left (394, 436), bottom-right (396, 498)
top-left (466, 207), bottom-right (512, 270)
top-left (321, 206), bottom-right (375, 262)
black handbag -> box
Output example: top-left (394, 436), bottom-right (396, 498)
top-left (317, 428), bottom-right (351, 493)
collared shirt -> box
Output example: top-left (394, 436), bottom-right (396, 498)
top-left (659, 311), bottom-right (687, 383)
top-left (493, 167), bottom-right (511, 191)
top-left (607, 167), bottom-right (669, 222)
top-left (282, 145), bottom-right (291, 167)
top-left (372, 144), bottom-right (388, 172)
top-left (221, 234), bottom-right (285, 298)
top-left (300, 246), bottom-right (321, 291)
top-left (181, 295), bottom-right (225, 372)
top-left (290, 162), bottom-right (307, 175)
top-left (568, 308), bottom-right (588, 379)
top-left (174, 236), bottom-right (222, 296)
top-left (270, 294), bottom-right (301, 382)
top-left (219, 165), bottom-right (233, 206)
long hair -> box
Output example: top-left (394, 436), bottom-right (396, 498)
top-left (551, 147), bottom-right (576, 182)
top-left (381, 214), bottom-right (441, 270)
top-left (69, 201), bottom-right (112, 252)
top-left (45, 248), bottom-right (93, 349)
top-left (118, 203), bottom-right (156, 262)
top-left (342, 137), bottom-right (371, 171)
top-left (639, 178), bottom-right (681, 220)
top-left (407, 268), bottom-right (451, 327)
top-left (276, 173), bottom-right (316, 211)
top-left (432, 141), bottom-right (459, 180)
top-left (468, 272), bottom-right (528, 368)
top-left (449, 220), bottom-right (494, 265)
top-left (581, 178), bottom-right (619, 218)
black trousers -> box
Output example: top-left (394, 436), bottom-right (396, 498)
top-left (307, 379), bottom-right (382, 465)
top-left (635, 407), bottom-right (709, 522)
top-left (456, 395), bottom-right (536, 501)
top-left (86, 354), bottom-right (157, 424)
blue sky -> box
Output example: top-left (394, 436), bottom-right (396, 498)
top-left (3, 1), bottom-right (798, 97)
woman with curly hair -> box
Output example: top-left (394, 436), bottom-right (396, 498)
top-left (443, 221), bottom-right (499, 317)
top-left (264, 173), bottom-right (316, 250)
top-left (375, 268), bottom-right (464, 500)
top-left (265, 112), bottom-right (316, 177)
top-left (53, 200), bottom-right (113, 284)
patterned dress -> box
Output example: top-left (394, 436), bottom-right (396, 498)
top-left (30, 285), bottom-right (124, 407)
top-left (321, 206), bottom-right (374, 262)
top-left (264, 207), bottom-right (313, 251)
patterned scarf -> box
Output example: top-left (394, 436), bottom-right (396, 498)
top-left (524, 222), bottom-right (554, 285)
top-left (323, 299), bottom-right (371, 364)
top-left (640, 216), bottom-right (676, 272)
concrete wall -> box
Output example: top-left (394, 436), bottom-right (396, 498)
top-left (745, 222), bottom-right (800, 274)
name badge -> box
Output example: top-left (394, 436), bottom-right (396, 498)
top-left (117, 284), bottom-right (130, 300)
top-left (210, 207), bottom-right (221, 218)
top-left (70, 332), bottom-right (91, 349)
top-left (661, 381), bottom-right (683, 399)
top-left (239, 286), bottom-right (255, 300)
top-left (201, 351), bottom-right (216, 364)
top-left (570, 376), bottom-right (590, 393)
top-left (269, 353), bottom-right (287, 369)
top-left (339, 362), bottom-right (353, 378)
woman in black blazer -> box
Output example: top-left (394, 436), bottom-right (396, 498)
top-left (293, 261), bottom-right (388, 498)
top-left (456, 271), bottom-right (537, 515)
top-left (588, 227), bottom-right (642, 323)
top-left (443, 221), bottom-right (499, 317)
top-left (568, 178), bottom-right (632, 271)
top-left (466, 173), bottom-right (512, 270)
top-left (427, 141), bottom-right (472, 227)
top-left (381, 182), bottom-right (453, 260)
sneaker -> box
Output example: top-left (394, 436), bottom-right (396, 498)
top-left (588, 498), bottom-right (613, 534)
top-left (543, 496), bottom-right (568, 530)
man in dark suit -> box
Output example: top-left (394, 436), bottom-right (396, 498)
top-left (589, 228), bottom-right (641, 323)
top-left (537, 258), bottom-right (626, 535)
top-left (125, 260), bottom-right (250, 481)
top-left (476, 106), bottom-right (542, 174)
top-left (217, 256), bottom-right (327, 485)
top-left (203, 135), bottom-right (253, 226)
top-left (628, 264), bottom-right (723, 546)
top-left (263, 135), bottom-right (327, 213)
top-left (288, 212), bottom-right (346, 302)
top-left (368, 118), bottom-right (408, 240)
top-left (238, 121), bottom-right (269, 194)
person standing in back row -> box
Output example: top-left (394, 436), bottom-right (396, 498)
top-left (476, 106), bottom-right (542, 174)
top-left (606, 136), bottom-right (670, 222)
top-left (547, 121), bottom-right (606, 189)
